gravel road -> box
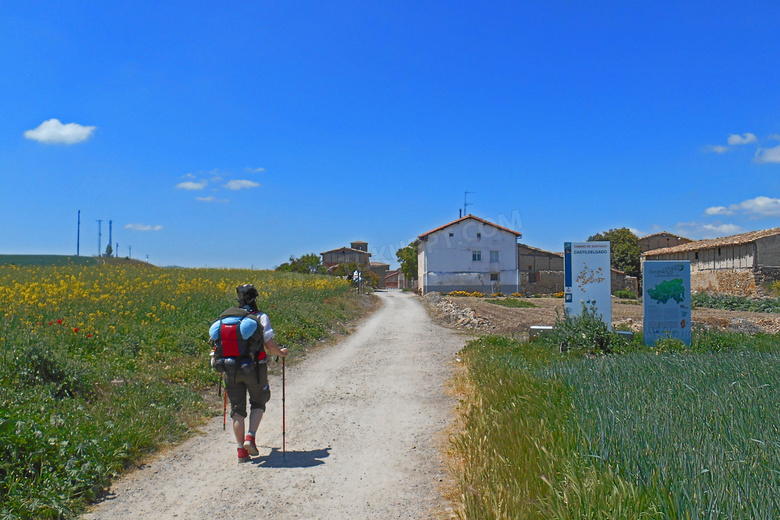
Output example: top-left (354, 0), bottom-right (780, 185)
top-left (82, 290), bottom-right (466, 520)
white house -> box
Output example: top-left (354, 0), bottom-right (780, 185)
top-left (415, 215), bottom-right (522, 295)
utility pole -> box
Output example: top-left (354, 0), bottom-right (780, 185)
top-left (77, 210), bottom-right (81, 256)
top-left (96, 220), bottom-right (103, 257)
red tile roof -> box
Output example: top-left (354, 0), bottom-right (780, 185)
top-left (643, 227), bottom-right (780, 256)
top-left (417, 215), bottom-right (522, 239)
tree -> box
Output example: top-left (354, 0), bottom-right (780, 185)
top-left (396, 243), bottom-right (418, 281)
top-left (588, 228), bottom-right (641, 277)
top-left (105, 244), bottom-right (113, 257)
top-left (275, 253), bottom-right (326, 274)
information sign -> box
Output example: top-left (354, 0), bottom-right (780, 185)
top-left (643, 260), bottom-right (691, 345)
top-left (564, 241), bottom-right (612, 329)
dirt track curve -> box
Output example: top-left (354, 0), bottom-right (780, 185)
top-left (82, 290), bottom-right (466, 520)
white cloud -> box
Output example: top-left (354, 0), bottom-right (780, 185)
top-left (704, 196), bottom-right (780, 218)
top-left (727, 133), bottom-right (757, 145)
top-left (196, 196), bottom-right (229, 203)
top-left (125, 223), bottom-right (163, 232)
top-left (181, 173), bottom-right (196, 179)
top-left (704, 205), bottom-right (733, 216)
top-left (224, 179), bottom-right (260, 190)
top-left (176, 180), bottom-right (207, 190)
top-left (705, 144), bottom-right (729, 154)
top-left (701, 223), bottom-right (742, 235)
top-left (733, 196), bottom-right (780, 217)
top-left (755, 145), bottom-right (780, 164)
top-left (24, 118), bottom-right (96, 144)
top-left (677, 221), bottom-right (743, 238)
top-left (246, 167), bottom-right (265, 173)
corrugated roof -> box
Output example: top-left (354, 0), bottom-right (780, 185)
top-left (417, 215), bottom-right (522, 239)
top-left (643, 227), bottom-right (780, 257)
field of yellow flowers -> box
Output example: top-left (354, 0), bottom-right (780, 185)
top-left (0, 263), bottom-right (366, 519)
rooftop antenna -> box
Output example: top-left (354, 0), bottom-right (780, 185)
top-left (96, 220), bottom-right (103, 257)
top-left (463, 191), bottom-right (474, 216)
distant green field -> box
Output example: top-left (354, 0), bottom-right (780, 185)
top-left (0, 254), bottom-right (98, 266)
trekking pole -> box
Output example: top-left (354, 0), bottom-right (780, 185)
top-left (282, 356), bottom-right (286, 460)
top-left (223, 378), bottom-right (227, 431)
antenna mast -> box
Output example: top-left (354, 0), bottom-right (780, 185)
top-left (463, 191), bottom-right (474, 216)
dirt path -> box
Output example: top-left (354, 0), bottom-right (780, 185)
top-left (82, 291), bottom-right (466, 520)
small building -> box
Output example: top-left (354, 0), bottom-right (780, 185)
top-left (321, 241), bottom-right (372, 268)
top-left (385, 270), bottom-right (400, 289)
top-left (369, 261), bottom-right (390, 289)
top-left (642, 227), bottom-right (780, 296)
top-left (517, 243), bottom-right (638, 296)
top-left (639, 232), bottom-right (692, 253)
top-left (416, 215), bottom-right (522, 295)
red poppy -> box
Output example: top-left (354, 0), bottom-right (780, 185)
top-left (49, 321), bottom-right (53, 326)
top-left (56, 319), bottom-right (63, 325)
top-left (73, 328), bottom-right (79, 333)
top-left (87, 334), bottom-right (92, 338)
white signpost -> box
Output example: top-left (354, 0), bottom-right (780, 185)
top-left (643, 260), bottom-right (692, 345)
top-left (564, 241), bottom-right (612, 329)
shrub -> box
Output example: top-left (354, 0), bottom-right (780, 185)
top-left (615, 288), bottom-right (637, 299)
top-left (543, 304), bottom-right (627, 355)
top-left (447, 291), bottom-right (484, 298)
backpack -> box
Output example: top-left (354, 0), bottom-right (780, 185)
top-left (209, 307), bottom-right (266, 375)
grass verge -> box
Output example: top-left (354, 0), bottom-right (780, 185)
top-left (0, 265), bottom-right (370, 519)
top-left (449, 331), bottom-right (780, 519)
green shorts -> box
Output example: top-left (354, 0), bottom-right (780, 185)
top-left (226, 363), bottom-right (270, 418)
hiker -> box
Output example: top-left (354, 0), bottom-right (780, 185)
top-left (209, 284), bottom-right (288, 463)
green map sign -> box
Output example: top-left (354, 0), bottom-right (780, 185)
top-left (643, 261), bottom-right (691, 345)
top-left (647, 278), bottom-right (686, 304)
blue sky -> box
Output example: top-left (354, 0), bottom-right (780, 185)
top-left (2, 1), bottom-right (779, 268)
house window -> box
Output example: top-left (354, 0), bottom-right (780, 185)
top-left (472, 250), bottom-right (482, 262)
top-left (489, 250), bottom-right (500, 263)
top-left (449, 232), bottom-right (454, 237)
top-left (477, 232), bottom-right (482, 239)
top-left (695, 252), bottom-right (699, 260)
top-left (490, 273), bottom-right (500, 282)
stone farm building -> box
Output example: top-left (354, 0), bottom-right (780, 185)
top-left (517, 243), bottom-right (638, 296)
top-left (321, 241), bottom-right (371, 269)
top-left (639, 231), bottom-right (692, 253)
top-left (642, 227), bottom-right (780, 296)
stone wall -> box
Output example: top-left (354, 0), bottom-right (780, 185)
top-left (519, 269), bottom-right (638, 296)
top-left (691, 269), bottom-right (758, 297)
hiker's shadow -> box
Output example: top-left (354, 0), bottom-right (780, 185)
top-left (253, 446), bottom-right (331, 468)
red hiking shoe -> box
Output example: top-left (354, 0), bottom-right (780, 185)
top-left (243, 434), bottom-right (259, 456)
top-left (237, 447), bottom-right (250, 463)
